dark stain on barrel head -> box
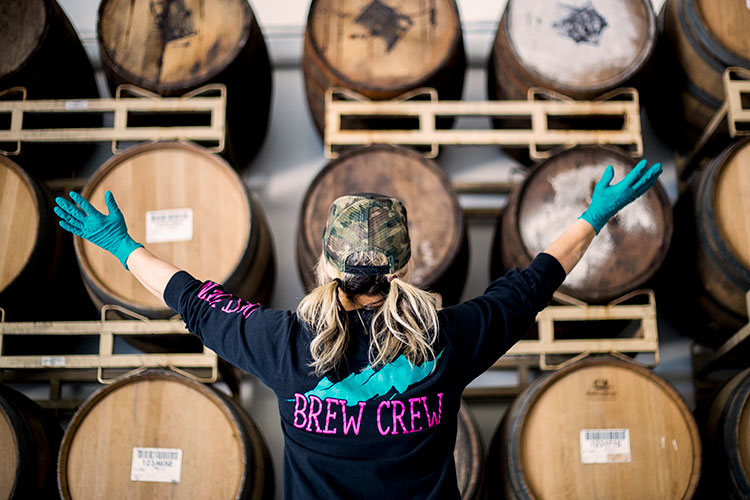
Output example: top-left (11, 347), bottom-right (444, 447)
top-left (354, 0), bottom-right (414, 52)
top-left (553, 2), bottom-right (608, 45)
top-left (150, 0), bottom-right (196, 43)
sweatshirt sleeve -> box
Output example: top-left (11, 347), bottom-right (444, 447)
top-left (439, 253), bottom-right (566, 385)
top-left (163, 271), bottom-right (295, 389)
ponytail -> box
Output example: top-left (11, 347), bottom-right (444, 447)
top-left (369, 276), bottom-right (439, 368)
top-left (297, 279), bottom-right (349, 375)
top-left (297, 252), bottom-right (440, 375)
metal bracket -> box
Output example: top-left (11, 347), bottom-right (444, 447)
top-left (0, 84), bottom-right (226, 156)
top-left (0, 305), bottom-right (218, 382)
top-left (694, 290), bottom-right (750, 377)
top-left (678, 67), bottom-right (750, 180)
top-left (324, 86), bottom-right (643, 159)
top-left (464, 290), bottom-right (659, 399)
top-left (503, 289), bottom-right (660, 369)
top-left (725, 67), bottom-right (750, 137)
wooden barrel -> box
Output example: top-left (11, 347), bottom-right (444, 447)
top-left (57, 370), bottom-right (273, 500)
top-left (692, 139), bottom-right (750, 323)
top-left (648, 0), bottom-right (750, 149)
top-left (296, 145), bottom-right (468, 305)
top-left (302, 0), bottom-right (466, 136)
top-left (0, 155), bottom-right (95, 322)
top-left (662, 138), bottom-right (750, 340)
top-left (0, 0), bottom-right (100, 178)
top-left (702, 369), bottom-right (750, 499)
top-left (454, 402), bottom-right (483, 500)
top-left (0, 156), bottom-right (53, 301)
top-left (97, 0), bottom-right (272, 168)
top-left (487, 0), bottom-right (656, 101)
top-left (491, 146), bottom-right (672, 303)
top-left (74, 142), bottom-right (275, 321)
top-left (0, 383), bottom-right (63, 500)
top-left (487, 357), bottom-right (701, 499)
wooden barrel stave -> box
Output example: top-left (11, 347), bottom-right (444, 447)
top-left (302, 0), bottom-right (466, 137)
top-left (74, 142), bottom-right (276, 321)
top-left (97, 0), bottom-right (273, 168)
top-left (0, 384), bottom-right (62, 500)
top-left (659, 138), bottom-right (750, 341)
top-left (487, 0), bottom-right (656, 100)
top-left (491, 146), bottom-right (672, 304)
top-left (487, 357), bottom-right (701, 500)
top-left (0, 156), bottom-right (94, 322)
top-left (649, 0), bottom-right (750, 149)
top-left (296, 145), bottom-right (468, 305)
top-left (701, 369), bottom-right (750, 499)
top-left (57, 370), bottom-right (273, 500)
top-left (487, 0), bottom-right (656, 164)
top-left (0, 0), bottom-right (100, 178)
top-left (454, 402), bottom-right (483, 500)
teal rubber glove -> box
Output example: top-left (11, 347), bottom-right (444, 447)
top-left (54, 191), bottom-right (143, 270)
top-left (579, 159), bottom-right (663, 234)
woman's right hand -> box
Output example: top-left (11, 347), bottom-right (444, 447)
top-left (579, 159), bottom-right (663, 234)
top-left (54, 191), bottom-right (143, 270)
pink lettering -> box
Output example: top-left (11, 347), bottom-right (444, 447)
top-left (323, 398), bottom-right (339, 434)
top-left (341, 401), bottom-right (366, 436)
top-left (306, 395), bottom-right (323, 433)
top-left (377, 401), bottom-right (391, 435)
top-left (423, 393), bottom-right (443, 427)
top-left (409, 397), bottom-right (423, 433)
top-left (221, 298), bottom-right (242, 313)
top-left (391, 400), bottom-right (408, 435)
top-left (238, 301), bottom-right (260, 318)
top-left (293, 393), bottom-right (307, 429)
top-left (207, 290), bottom-right (232, 307)
top-left (197, 282), bottom-right (219, 300)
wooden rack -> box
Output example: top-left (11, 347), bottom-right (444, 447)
top-left (0, 84), bottom-right (226, 155)
top-left (324, 86), bottom-right (643, 159)
top-left (464, 290), bottom-right (659, 399)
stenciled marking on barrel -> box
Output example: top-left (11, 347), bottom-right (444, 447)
top-left (150, 0), bottom-right (196, 43)
top-left (553, 2), bottom-right (608, 45)
top-left (354, 0), bottom-right (414, 52)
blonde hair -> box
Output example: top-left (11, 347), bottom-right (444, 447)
top-left (297, 251), bottom-right (440, 376)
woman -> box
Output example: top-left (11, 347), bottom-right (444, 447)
top-left (54, 159), bottom-right (662, 499)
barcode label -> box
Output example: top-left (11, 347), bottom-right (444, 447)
top-left (131, 447), bottom-right (182, 483)
top-left (41, 356), bottom-right (66, 367)
top-left (580, 428), bottom-right (631, 464)
top-left (583, 430), bottom-right (627, 441)
top-left (145, 208), bottom-right (193, 243)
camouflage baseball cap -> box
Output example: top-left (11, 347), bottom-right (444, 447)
top-left (323, 193), bottom-right (411, 275)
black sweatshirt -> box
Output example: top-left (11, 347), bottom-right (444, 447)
top-left (164, 253), bottom-right (566, 500)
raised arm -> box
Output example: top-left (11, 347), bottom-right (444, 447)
top-left (54, 191), bottom-right (177, 303)
top-left (443, 159), bottom-right (663, 382)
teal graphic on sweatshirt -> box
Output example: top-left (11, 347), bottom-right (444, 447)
top-left (303, 350), bottom-right (443, 406)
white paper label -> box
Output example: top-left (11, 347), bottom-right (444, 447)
top-left (131, 447), bottom-right (182, 483)
top-left (41, 356), bottom-right (66, 367)
top-left (145, 209), bottom-right (193, 243)
top-left (579, 429), bottom-right (631, 464)
top-left (65, 100), bottom-right (88, 110)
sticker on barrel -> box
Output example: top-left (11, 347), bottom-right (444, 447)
top-left (579, 428), bottom-right (631, 464)
top-left (145, 208), bottom-right (193, 243)
top-left (130, 447), bottom-right (183, 483)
